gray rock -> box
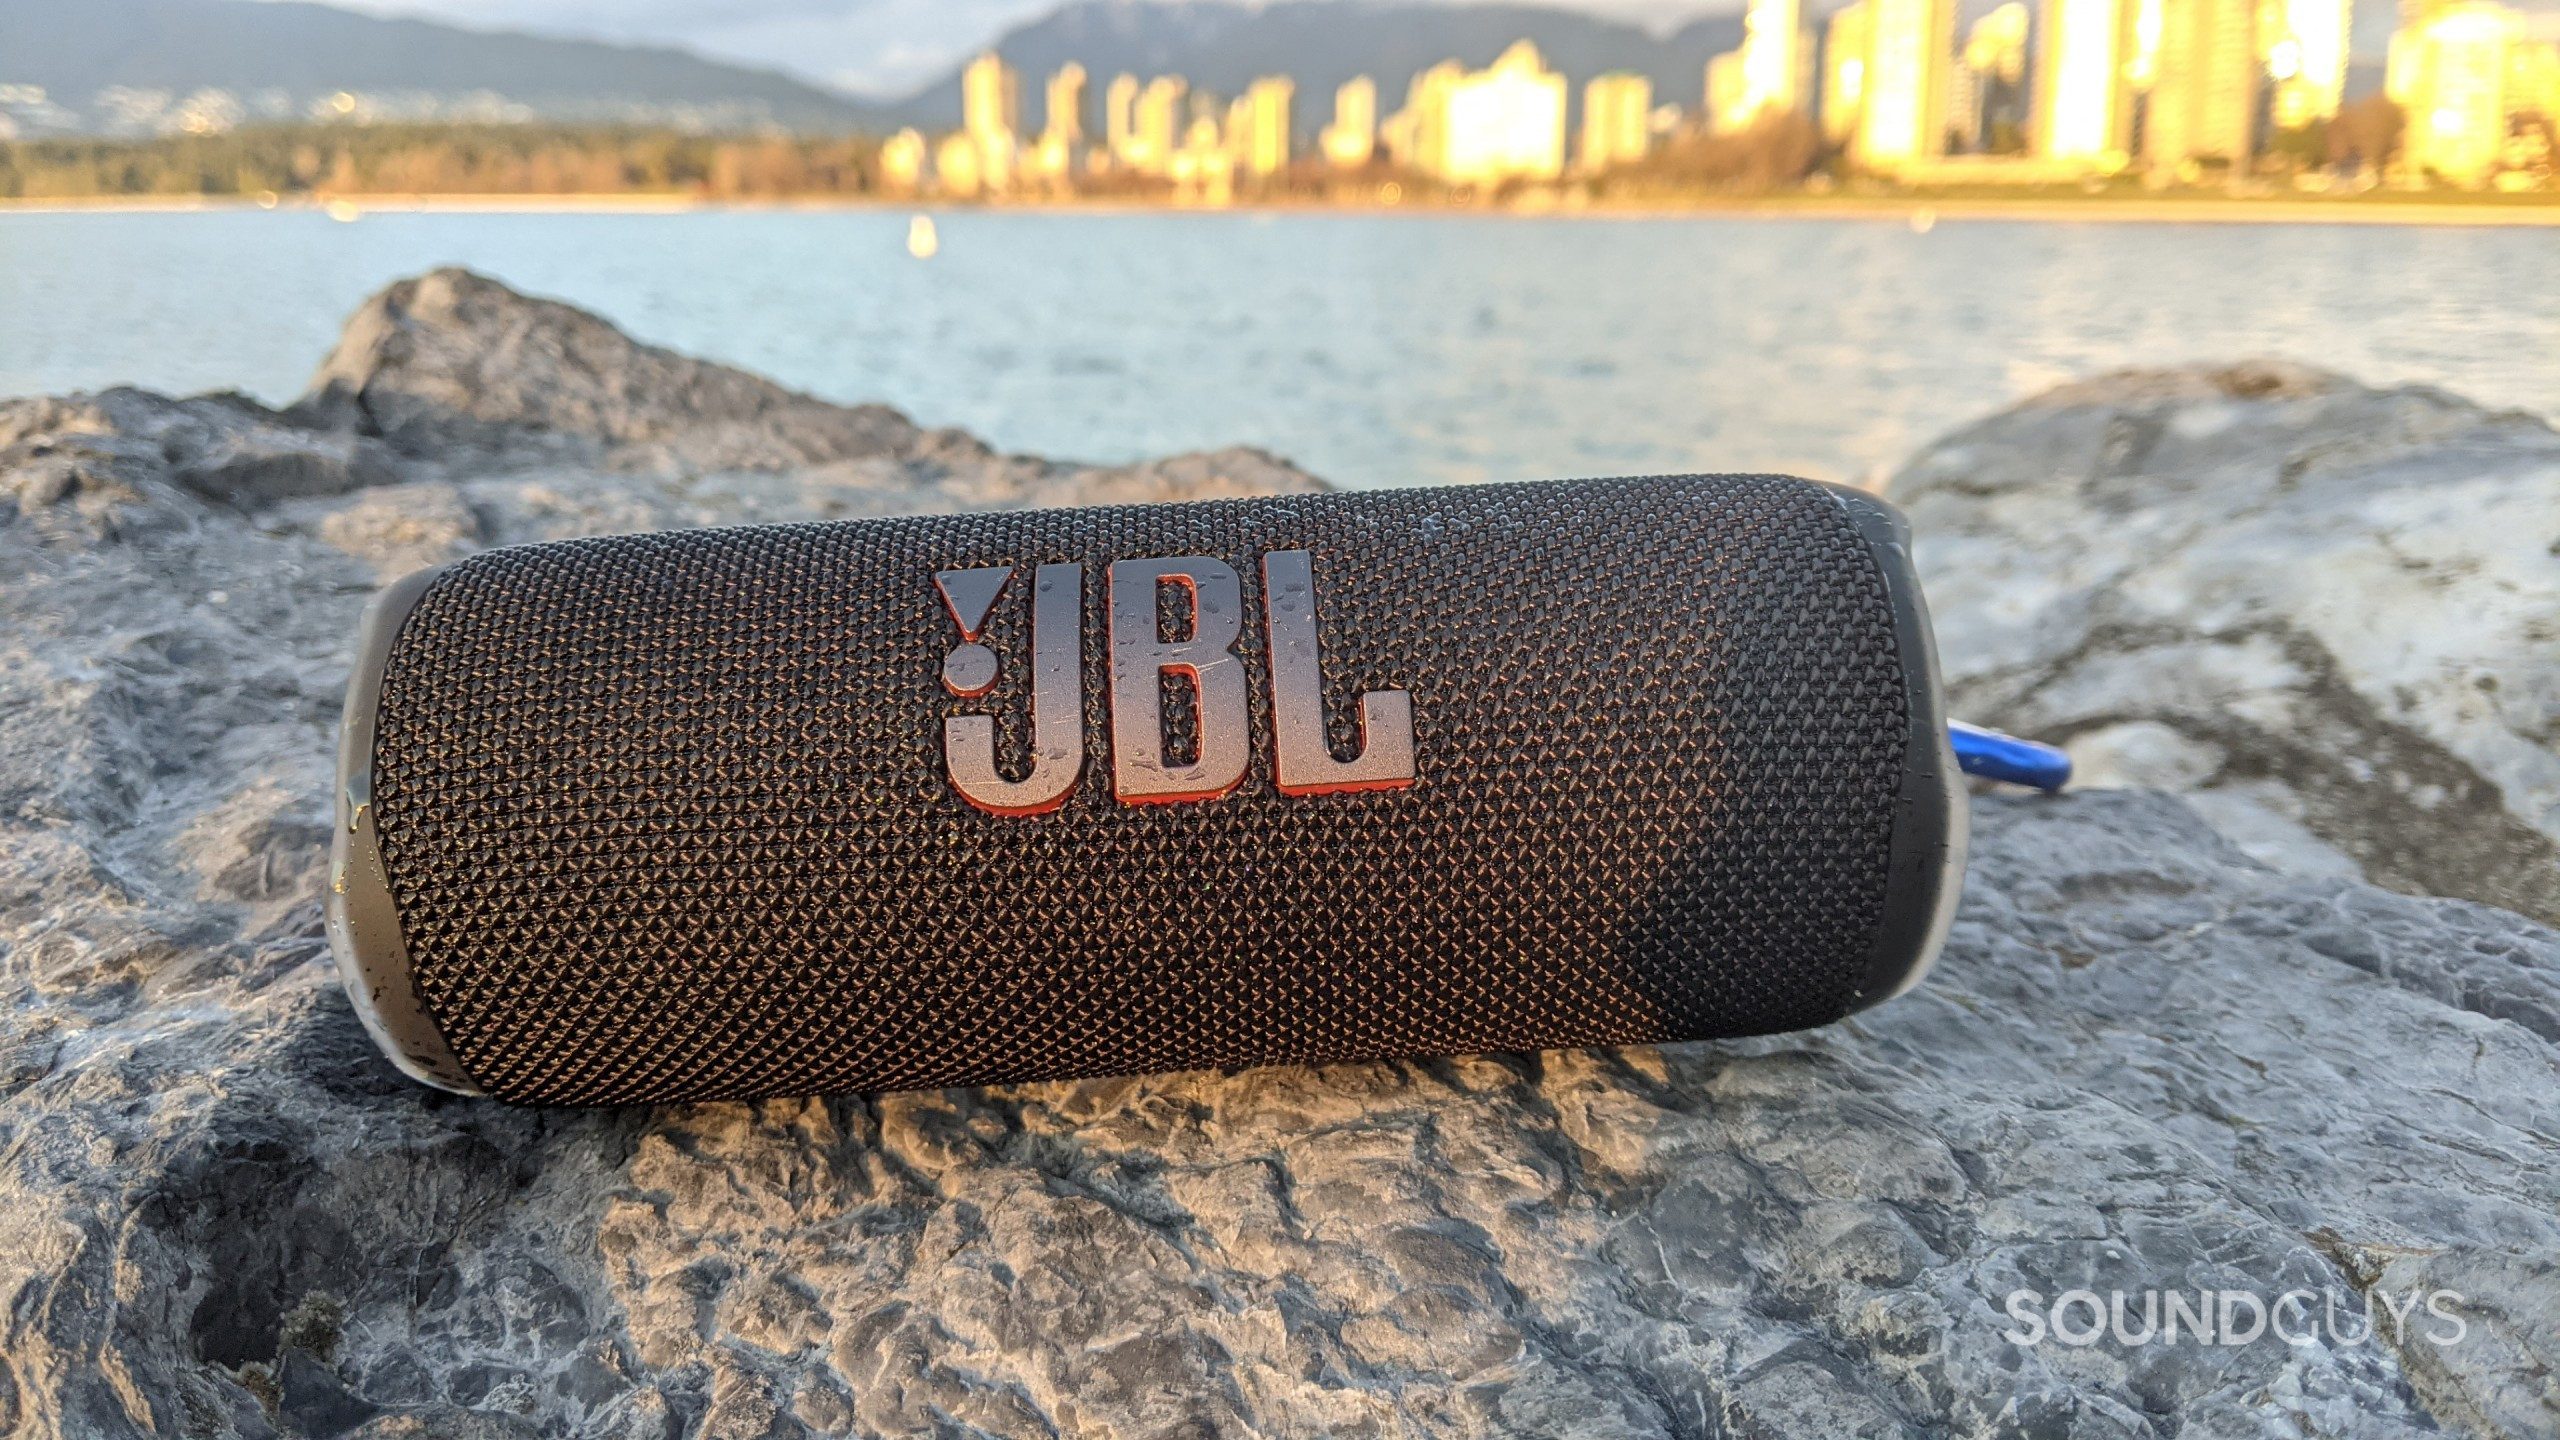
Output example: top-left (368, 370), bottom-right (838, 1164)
top-left (1891, 361), bottom-right (2560, 923)
top-left (2, 277), bottom-right (2554, 1438)
top-left (290, 266), bottom-right (920, 472)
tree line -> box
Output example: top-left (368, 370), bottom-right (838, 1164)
top-left (0, 124), bottom-right (894, 200)
top-left (0, 100), bottom-right (2441, 205)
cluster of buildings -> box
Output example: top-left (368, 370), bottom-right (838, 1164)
top-left (883, 0), bottom-right (2560, 200)
top-left (875, 58), bottom-right (1307, 203)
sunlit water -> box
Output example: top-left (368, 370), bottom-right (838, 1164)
top-left (3, 208), bottom-right (2553, 488)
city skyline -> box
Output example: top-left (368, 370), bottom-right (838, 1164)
top-left (884, 0), bottom-right (2558, 195)
top-left (7, 0), bottom-right (2554, 200)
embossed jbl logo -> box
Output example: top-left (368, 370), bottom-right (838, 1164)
top-left (934, 553), bottom-right (1416, 815)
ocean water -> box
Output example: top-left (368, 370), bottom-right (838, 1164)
top-left (2, 207), bottom-right (2553, 489)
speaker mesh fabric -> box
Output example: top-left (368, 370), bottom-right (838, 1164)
top-left (364, 474), bottom-right (1914, 1104)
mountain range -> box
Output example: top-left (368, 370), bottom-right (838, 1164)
top-left (882, 2), bottom-right (1746, 133)
top-left (0, 0), bottom-right (879, 135)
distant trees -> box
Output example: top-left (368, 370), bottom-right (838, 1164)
top-left (2327, 95), bottom-right (2406, 174)
top-left (2265, 121), bottom-right (2330, 172)
top-left (1618, 113), bottom-right (1825, 192)
top-left (0, 124), bottom-right (888, 200)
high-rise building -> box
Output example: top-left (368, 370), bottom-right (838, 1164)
top-left (1389, 44), bottom-right (1565, 184)
top-left (1232, 76), bottom-right (1295, 176)
top-left (1128, 76), bottom-right (1189, 176)
top-left (1580, 72), bottom-right (1654, 170)
top-left (1740, 0), bottom-right (1807, 120)
top-left (1169, 112), bottom-right (1236, 203)
top-left (878, 129), bottom-right (927, 194)
top-left (1045, 62), bottom-right (1086, 145)
top-left (934, 130), bottom-right (984, 199)
top-left (1322, 77), bottom-right (1379, 166)
top-left (1948, 2), bottom-right (2031, 150)
top-left (1441, 41), bottom-right (1568, 182)
top-left (2147, 0), bottom-right (2263, 168)
top-left (1822, 1), bottom-right (1873, 145)
top-left (2390, 1), bottom-right (2527, 184)
top-left (1104, 73), bottom-right (1140, 165)
top-left (963, 52), bottom-right (1020, 148)
top-left (1966, 4), bottom-right (2033, 83)
top-left (1383, 63), bottom-right (1462, 173)
top-left (1858, 0), bottom-right (1955, 163)
top-left (2261, 0), bottom-right (2353, 128)
top-left (1707, 51), bottom-right (1750, 131)
top-left (961, 51), bottom-right (1020, 192)
top-left (2036, 0), bottom-right (2142, 162)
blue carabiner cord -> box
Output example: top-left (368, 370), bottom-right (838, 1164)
top-left (1948, 720), bottom-right (2071, 792)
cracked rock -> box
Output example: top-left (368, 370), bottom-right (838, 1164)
top-left (1895, 359), bottom-right (2560, 923)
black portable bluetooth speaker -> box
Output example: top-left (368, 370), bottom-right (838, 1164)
top-left (328, 474), bottom-right (1963, 1105)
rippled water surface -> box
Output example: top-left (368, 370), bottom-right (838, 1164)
top-left (3, 208), bottom-right (2553, 487)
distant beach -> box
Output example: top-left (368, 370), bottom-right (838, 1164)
top-left (6, 189), bottom-right (2559, 227)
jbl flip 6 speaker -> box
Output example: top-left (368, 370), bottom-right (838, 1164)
top-left (329, 474), bottom-right (1963, 1105)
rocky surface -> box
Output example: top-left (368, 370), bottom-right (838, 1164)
top-left (2, 273), bottom-right (2555, 1439)
top-left (1892, 362), bottom-right (2560, 924)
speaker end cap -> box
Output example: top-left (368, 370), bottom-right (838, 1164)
top-left (327, 564), bottom-right (484, 1097)
top-left (1820, 483), bottom-right (1967, 1017)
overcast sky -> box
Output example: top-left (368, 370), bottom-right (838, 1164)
top-left (275, 0), bottom-right (2555, 99)
top-left (266, 0), bottom-right (1736, 97)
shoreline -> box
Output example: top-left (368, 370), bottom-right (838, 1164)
top-left (4, 190), bottom-right (2559, 227)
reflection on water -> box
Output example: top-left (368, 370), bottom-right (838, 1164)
top-left (2, 208), bottom-right (2553, 488)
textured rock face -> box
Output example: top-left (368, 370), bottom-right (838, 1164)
top-left (1891, 361), bottom-right (2560, 924)
top-left (2, 277), bottom-right (2555, 1439)
top-left (292, 267), bottom-right (922, 473)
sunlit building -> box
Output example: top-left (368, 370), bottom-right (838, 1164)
top-left (1707, 52), bottom-right (1749, 131)
top-left (1014, 64), bottom-right (1086, 189)
top-left (2036, 0), bottom-right (2142, 164)
top-left (962, 52), bottom-right (1020, 192)
top-left (1045, 63), bottom-right (1086, 145)
top-left (933, 130), bottom-right (984, 199)
top-left (2390, 1), bottom-right (2528, 184)
top-left (1580, 72), bottom-right (1654, 170)
top-left (1322, 77), bottom-right (1379, 167)
top-left (2261, 0), bottom-right (2353, 128)
top-left (1169, 113), bottom-right (1236, 204)
top-left (1445, 41), bottom-right (1568, 183)
top-left (878, 128), bottom-right (927, 195)
top-left (1391, 43), bottom-right (1566, 184)
top-left (1947, 3), bottom-right (2031, 151)
top-left (1126, 75), bottom-right (1189, 176)
top-left (1858, 0), bottom-right (1954, 164)
top-left (1822, 1), bottom-right (1873, 145)
top-left (1230, 76), bottom-right (1294, 176)
top-left (1104, 73), bottom-right (1140, 166)
top-left (1382, 62), bottom-right (1461, 172)
top-left (1967, 5), bottom-right (2033, 82)
top-left (2147, 0), bottom-right (2262, 169)
top-left (1741, 0), bottom-right (1807, 120)
top-left (964, 53), bottom-right (1019, 138)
